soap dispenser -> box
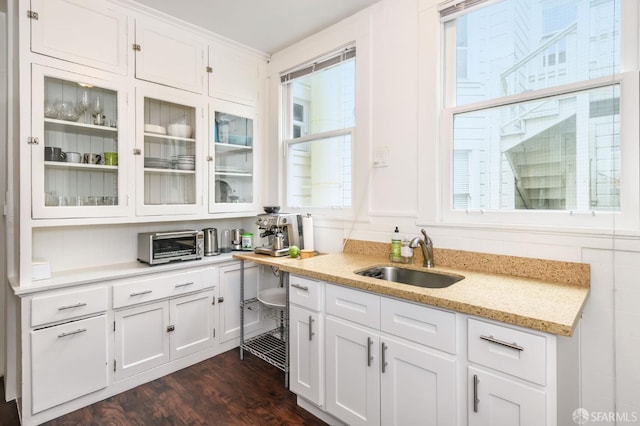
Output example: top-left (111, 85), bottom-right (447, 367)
top-left (390, 226), bottom-right (402, 262)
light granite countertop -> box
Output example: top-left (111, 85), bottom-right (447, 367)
top-left (234, 249), bottom-right (590, 337)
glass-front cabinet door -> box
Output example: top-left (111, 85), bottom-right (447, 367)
top-left (136, 85), bottom-right (204, 216)
top-left (209, 100), bottom-right (257, 212)
top-left (31, 65), bottom-right (128, 219)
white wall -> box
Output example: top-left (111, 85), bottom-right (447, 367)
top-left (267, 0), bottom-right (640, 421)
top-left (0, 2), bottom-right (7, 379)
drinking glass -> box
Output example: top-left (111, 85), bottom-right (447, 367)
top-left (92, 95), bottom-right (104, 125)
top-left (75, 89), bottom-right (90, 123)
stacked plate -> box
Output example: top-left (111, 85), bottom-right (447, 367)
top-left (144, 157), bottom-right (172, 169)
top-left (172, 155), bottom-right (195, 170)
top-left (144, 124), bottom-right (167, 135)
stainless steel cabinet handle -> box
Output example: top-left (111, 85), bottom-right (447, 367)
top-left (308, 315), bottom-right (315, 341)
top-left (58, 328), bottom-right (87, 338)
top-left (480, 335), bottom-right (524, 352)
top-left (291, 283), bottom-right (309, 291)
top-left (57, 302), bottom-right (87, 311)
top-left (130, 290), bottom-right (152, 297)
top-left (381, 342), bottom-right (388, 373)
top-left (367, 337), bottom-right (373, 366)
top-left (473, 374), bottom-right (480, 412)
top-left (174, 281), bottom-right (194, 288)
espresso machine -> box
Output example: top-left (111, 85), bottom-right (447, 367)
top-left (254, 212), bottom-right (303, 256)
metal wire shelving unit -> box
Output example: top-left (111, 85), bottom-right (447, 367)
top-left (239, 260), bottom-right (289, 385)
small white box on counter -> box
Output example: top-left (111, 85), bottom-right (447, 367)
top-left (32, 259), bottom-right (51, 281)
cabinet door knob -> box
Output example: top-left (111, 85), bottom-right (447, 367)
top-left (217, 297), bottom-right (224, 303)
top-left (167, 325), bottom-right (175, 332)
top-left (133, 148), bottom-right (142, 155)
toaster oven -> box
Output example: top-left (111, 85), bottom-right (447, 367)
top-left (137, 230), bottom-right (204, 265)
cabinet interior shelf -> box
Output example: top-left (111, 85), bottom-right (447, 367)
top-left (45, 118), bottom-right (118, 133)
top-left (214, 171), bottom-right (252, 177)
top-left (214, 142), bottom-right (252, 152)
top-left (45, 161), bottom-right (118, 172)
top-left (144, 132), bottom-right (195, 143)
top-left (144, 167), bottom-right (195, 174)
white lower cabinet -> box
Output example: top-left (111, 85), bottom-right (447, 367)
top-left (114, 289), bottom-right (215, 381)
top-left (288, 280), bottom-right (576, 426)
top-left (325, 316), bottom-right (381, 426)
top-left (289, 275), bottom-right (325, 407)
top-left (290, 305), bottom-right (324, 406)
top-left (218, 262), bottom-right (260, 345)
top-left (467, 318), bottom-right (552, 426)
top-left (323, 284), bottom-right (456, 426)
top-left (380, 335), bottom-right (456, 425)
top-left (468, 366), bottom-right (546, 426)
top-left (31, 314), bottom-right (108, 414)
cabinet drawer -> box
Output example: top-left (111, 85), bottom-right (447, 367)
top-left (113, 270), bottom-right (204, 308)
top-left (381, 297), bottom-right (456, 354)
top-left (468, 318), bottom-right (547, 385)
top-left (326, 284), bottom-right (380, 329)
top-left (289, 275), bottom-right (324, 311)
top-left (31, 286), bottom-right (107, 327)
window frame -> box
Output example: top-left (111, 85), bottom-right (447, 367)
top-left (437, 0), bottom-right (640, 232)
top-left (280, 48), bottom-right (357, 216)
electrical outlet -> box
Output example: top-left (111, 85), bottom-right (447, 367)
top-left (373, 146), bottom-right (389, 168)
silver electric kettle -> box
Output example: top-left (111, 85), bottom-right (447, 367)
top-left (202, 228), bottom-right (219, 256)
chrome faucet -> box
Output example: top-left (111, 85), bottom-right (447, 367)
top-left (409, 229), bottom-right (434, 268)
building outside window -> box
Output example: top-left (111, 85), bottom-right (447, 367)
top-left (441, 0), bottom-right (632, 223)
top-left (281, 46), bottom-right (355, 209)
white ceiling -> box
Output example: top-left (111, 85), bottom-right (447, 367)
top-left (132, 0), bottom-right (381, 54)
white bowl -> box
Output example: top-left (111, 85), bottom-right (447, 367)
top-left (167, 124), bottom-right (192, 138)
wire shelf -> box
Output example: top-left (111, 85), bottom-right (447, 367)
top-left (241, 327), bottom-right (287, 370)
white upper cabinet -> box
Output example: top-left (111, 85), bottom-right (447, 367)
top-left (135, 83), bottom-right (205, 216)
top-left (208, 43), bottom-right (260, 107)
top-left (29, 0), bottom-right (128, 75)
top-left (208, 99), bottom-right (258, 213)
top-left (134, 17), bottom-right (206, 94)
top-left (31, 64), bottom-right (130, 219)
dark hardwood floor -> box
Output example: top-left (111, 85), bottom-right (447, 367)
top-left (1, 350), bottom-right (327, 426)
top-left (1, 377), bottom-right (20, 426)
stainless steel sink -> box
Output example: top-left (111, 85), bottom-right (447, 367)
top-left (355, 266), bottom-right (464, 289)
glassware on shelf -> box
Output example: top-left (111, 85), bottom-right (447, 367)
top-left (44, 101), bottom-right (58, 118)
top-left (92, 95), bottom-right (105, 125)
top-left (75, 88), bottom-right (90, 124)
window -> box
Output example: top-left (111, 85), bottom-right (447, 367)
top-left (441, 0), bottom-right (635, 226)
top-left (281, 46), bottom-right (355, 209)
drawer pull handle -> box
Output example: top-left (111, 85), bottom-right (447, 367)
top-left (480, 335), bottom-right (524, 352)
top-left (473, 374), bottom-right (480, 412)
top-left (175, 281), bottom-right (194, 288)
top-left (130, 290), bottom-right (152, 297)
top-left (291, 283), bottom-right (309, 291)
top-left (308, 315), bottom-right (315, 341)
top-left (381, 342), bottom-right (388, 373)
top-left (367, 337), bottom-right (373, 367)
top-left (57, 302), bottom-right (87, 311)
top-left (58, 328), bottom-right (87, 338)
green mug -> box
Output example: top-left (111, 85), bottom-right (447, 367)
top-left (104, 152), bottom-right (118, 166)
